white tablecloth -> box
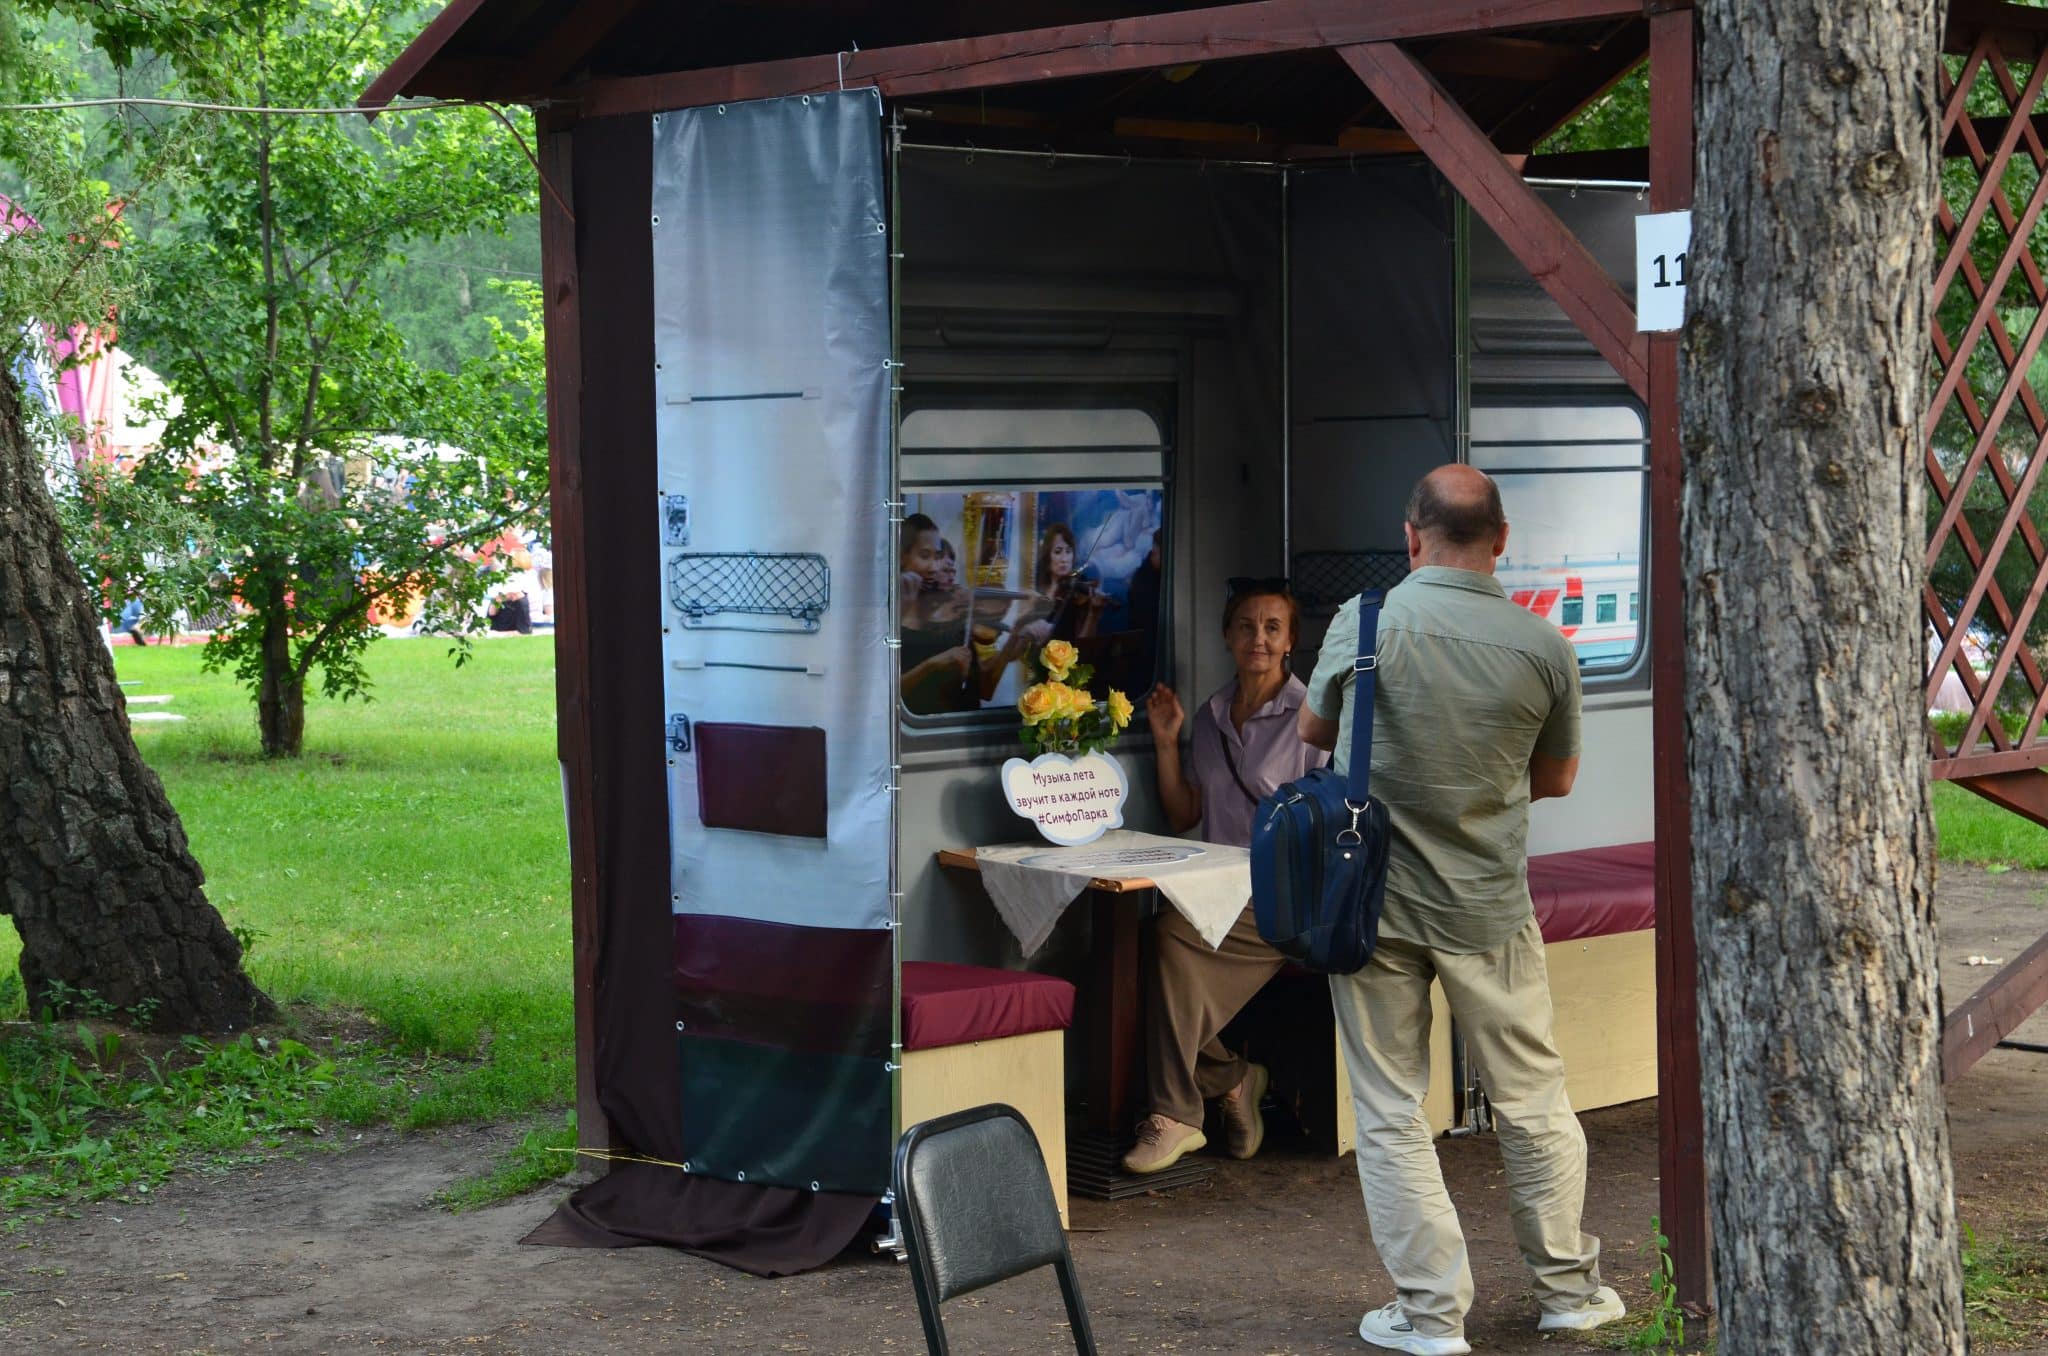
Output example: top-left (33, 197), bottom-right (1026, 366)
top-left (970, 830), bottom-right (1253, 957)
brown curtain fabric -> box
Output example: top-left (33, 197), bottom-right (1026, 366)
top-left (522, 1167), bottom-right (875, 1277)
top-left (522, 112), bottom-right (876, 1274)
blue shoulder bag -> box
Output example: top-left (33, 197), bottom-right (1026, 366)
top-left (1249, 591), bottom-right (1390, 974)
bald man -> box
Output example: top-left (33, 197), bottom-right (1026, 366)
top-left (1298, 466), bottom-right (1621, 1355)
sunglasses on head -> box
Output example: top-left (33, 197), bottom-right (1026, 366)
top-left (1226, 575), bottom-right (1290, 596)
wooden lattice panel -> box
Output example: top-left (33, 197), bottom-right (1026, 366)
top-left (1926, 34), bottom-right (2048, 779)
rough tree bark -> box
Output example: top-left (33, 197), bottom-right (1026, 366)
top-left (1682, 4), bottom-right (1963, 1352)
top-left (0, 372), bottom-right (275, 1030)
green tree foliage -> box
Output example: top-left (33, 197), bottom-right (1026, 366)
top-left (20, 0), bottom-right (547, 756)
top-left (1535, 66), bottom-right (1649, 156)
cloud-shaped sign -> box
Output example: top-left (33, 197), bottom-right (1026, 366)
top-left (1000, 751), bottom-right (1128, 846)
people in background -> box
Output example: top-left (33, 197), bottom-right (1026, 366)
top-left (1121, 579), bottom-right (1327, 1176)
top-left (487, 588), bottom-right (532, 634)
top-left (117, 596), bottom-right (149, 646)
top-left (1300, 465), bottom-right (1620, 1354)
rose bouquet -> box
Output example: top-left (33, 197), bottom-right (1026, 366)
top-left (1016, 639), bottom-right (1134, 756)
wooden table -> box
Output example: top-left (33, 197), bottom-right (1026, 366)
top-left (938, 847), bottom-right (1233, 1198)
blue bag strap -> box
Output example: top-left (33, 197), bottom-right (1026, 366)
top-left (1348, 591), bottom-right (1383, 803)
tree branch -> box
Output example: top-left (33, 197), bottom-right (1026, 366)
top-left (287, 502), bottom-right (544, 684)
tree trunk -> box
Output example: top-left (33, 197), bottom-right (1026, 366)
top-left (0, 373), bottom-right (275, 1032)
top-left (256, 600), bottom-right (303, 757)
top-left (1682, 5), bottom-right (1963, 1352)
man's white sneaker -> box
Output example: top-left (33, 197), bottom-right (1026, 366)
top-left (1357, 1302), bottom-right (1472, 1355)
top-left (1536, 1285), bottom-right (1627, 1332)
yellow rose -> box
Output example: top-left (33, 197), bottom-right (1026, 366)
top-left (1018, 683), bottom-right (1060, 724)
top-left (1055, 683), bottom-right (1095, 721)
top-left (1040, 639), bottom-right (1079, 681)
top-left (1107, 689), bottom-right (1133, 730)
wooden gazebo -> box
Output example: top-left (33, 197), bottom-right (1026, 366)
top-left (365, 0), bottom-right (2048, 1307)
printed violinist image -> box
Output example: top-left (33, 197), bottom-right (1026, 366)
top-left (899, 487), bottom-right (1165, 717)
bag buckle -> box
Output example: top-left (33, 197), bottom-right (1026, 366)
top-left (1337, 799), bottom-right (1366, 846)
top-left (1352, 654), bottom-right (1377, 673)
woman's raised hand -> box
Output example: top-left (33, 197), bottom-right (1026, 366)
top-left (1146, 684), bottom-right (1184, 743)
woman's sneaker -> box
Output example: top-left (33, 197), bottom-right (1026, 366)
top-left (1536, 1285), bottom-right (1627, 1332)
top-left (1357, 1302), bottom-right (1471, 1355)
top-left (1120, 1114), bottom-right (1205, 1174)
top-left (1219, 1063), bottom-right (1269, 1159)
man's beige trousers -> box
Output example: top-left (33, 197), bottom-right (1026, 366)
top-left (1331, 915), bottom-right (1603, 1339)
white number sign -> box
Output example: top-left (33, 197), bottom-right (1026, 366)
top-left (1635, 210), bottom-right (1693, 333)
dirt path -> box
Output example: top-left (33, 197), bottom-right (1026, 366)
top-left (0, 866), bottom-right (2042, 1355)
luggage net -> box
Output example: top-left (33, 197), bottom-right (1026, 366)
top-left (1291, 551), bottom-right (1409, 615)
top-left (666, 552), bottom-right (831, 633)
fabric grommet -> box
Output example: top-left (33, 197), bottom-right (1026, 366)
top-left (736, 1171), bottom-right (746, 1181)
top-left (651, 215), bottom-right (660, 226)
top-left (717, 104), bottom-right (726, 114)
top-left (810, 1181), bottom-right (820, 1191)
top-left (675, 1020), bottom-right (685, 1032)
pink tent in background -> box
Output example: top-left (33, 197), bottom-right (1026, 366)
top-left (1, 191), bottom-right (139, 465)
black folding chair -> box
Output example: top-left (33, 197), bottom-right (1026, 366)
top-left (892, 1103), bottom-right (1098, 1355)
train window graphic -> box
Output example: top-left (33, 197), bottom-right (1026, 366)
top-left (1472, 401), bottom-right (1648, 676)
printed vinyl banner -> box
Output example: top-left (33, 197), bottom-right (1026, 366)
top-left (900, 486), bottom-right (1165, 716)
top-left (651, 90), bottom-right (893, 1194)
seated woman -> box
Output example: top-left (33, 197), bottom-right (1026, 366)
top-left (1123, 579), bottom-right (1328, 1174)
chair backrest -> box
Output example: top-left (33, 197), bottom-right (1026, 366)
top-left (893, 1104), bottom-right (1095, 1355)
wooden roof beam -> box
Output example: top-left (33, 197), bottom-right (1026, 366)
top-left (508, 0), bottom-right (655, 94)
top-left (560, 0), bottom-right (1649, 119)
top-left (1339, 40), bottom-right (1648, 398)
top-left (1423, 35), bottom-right (1582, 82)
top-left (1485, 20), bottom-right (1646, 152)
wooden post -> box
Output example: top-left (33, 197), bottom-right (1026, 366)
top-left (1646, 5), bottom-right (1709, 1314)
top-left (1087, 889), bottom-right (1143, 1133)
top-left (537, 112), bottom-right (610, 1164)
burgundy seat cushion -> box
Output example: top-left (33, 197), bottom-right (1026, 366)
top-left (1528, 842), bottom-right (1657, 943)
top-left (900, 961), bottom-right (1076, 1052)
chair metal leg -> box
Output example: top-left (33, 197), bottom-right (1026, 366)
top-left (907, 1265), bottom-right (951, 1356)
top-left (1055, 1255), bottom-right (1098, 1355)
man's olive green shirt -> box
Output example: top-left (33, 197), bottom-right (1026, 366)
top-left (1306, 566), bottom-right (1582, 954)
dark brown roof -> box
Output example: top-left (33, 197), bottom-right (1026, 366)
top-left (366, 2), bottom-right (1659, 159)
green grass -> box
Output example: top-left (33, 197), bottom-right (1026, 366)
top-left (0, 1025), bottom-right (336, 1216)
top-left (1934, 779), bottom-right (2048, 868)
top-left (1963, 1225), bottom-right (2048, 1350)
top-left (0, 635), bottom-right (573, 1211)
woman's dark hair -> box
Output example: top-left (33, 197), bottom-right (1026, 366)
top-left (1035, 523), bottom-right (1078, 594)
top-left (1221, 583), bottom-right (1300, 648)
top-left (938, 538), bottom-right (956, 561)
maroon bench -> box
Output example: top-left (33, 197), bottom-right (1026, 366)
top-left (1528, 841), bottom-right (1658, 944)
top-left (899, 961), bottom-right (1075, 1053)
top-left (898, 961), bottom-right (1076, 1222)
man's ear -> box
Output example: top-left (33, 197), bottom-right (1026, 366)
top-left (1404, 521), bottom-right (1421, 560)
top-left (1494, 521), bottom-right (1510, 560)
